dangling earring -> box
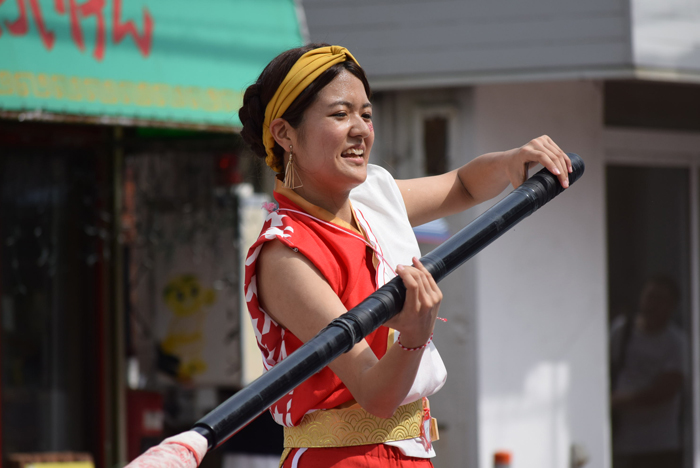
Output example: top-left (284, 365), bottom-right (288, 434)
top-left (283, 145), bottom-right (303, 189)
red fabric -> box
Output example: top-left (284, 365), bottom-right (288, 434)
top-left (244, 192), bottom-right (389, 427)
top-left (282, 445), bottom-right (434, 467)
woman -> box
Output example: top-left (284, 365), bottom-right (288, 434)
top-left (238, 44), bottom-right (571, 467)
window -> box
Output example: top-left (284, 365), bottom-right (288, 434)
top-left (423, 116), bottom-right (449, 176)
top-left (606, 129), bottom-right (700, 468)
top-left (409, 104), bottom-right (457, 179)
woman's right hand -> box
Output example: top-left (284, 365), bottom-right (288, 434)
top-left (385, 257), bottom-right (443, 348)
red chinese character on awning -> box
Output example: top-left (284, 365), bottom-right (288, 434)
top-left (62, 0), bottom-right (108, 61)
top-left (113, 0), bottom-right (153, 57)
top-left (0, 0), bottom-right (153, 61)
top-left (1, 0), bottom-right (56, 49)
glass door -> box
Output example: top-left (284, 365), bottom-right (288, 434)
top-left (607, 165), bottom-right (693, 468)
top-left (0, 122), bottom-right (112, 468)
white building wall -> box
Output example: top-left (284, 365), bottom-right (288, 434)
top-left (369, 80), bottom-right (609, 468)
top-left (471, 81), bottom-right (608, 468)
top-left (632, 0), bottom-right (700, 76)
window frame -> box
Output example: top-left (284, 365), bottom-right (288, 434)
top-left (409, 104), bottom-right (459, 179)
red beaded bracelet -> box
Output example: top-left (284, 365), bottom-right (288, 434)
top-left (397, 332), bottom-right (433, 351)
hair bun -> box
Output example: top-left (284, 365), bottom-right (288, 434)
top-left (239, 83), bottom-right (268, 160)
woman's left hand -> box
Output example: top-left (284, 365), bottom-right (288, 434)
top-left (505, 135), bottom-right (572, 189)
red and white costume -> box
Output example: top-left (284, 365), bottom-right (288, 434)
top-left (244, 165), bottom-right (447, 465)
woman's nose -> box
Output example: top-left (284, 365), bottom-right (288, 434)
top-left (350, 114), bottom-right (371, 138)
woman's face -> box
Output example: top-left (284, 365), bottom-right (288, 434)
top-left (290, 69), bottom-right (374, 193)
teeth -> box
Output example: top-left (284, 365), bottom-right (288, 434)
top-left (344, 148), bottom-right (364, 156)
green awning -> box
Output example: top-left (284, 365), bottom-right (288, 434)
top-left (0, 0), bottom-right (304, 129)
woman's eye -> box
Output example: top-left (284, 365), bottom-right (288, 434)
top-left (332, 112), bottom-right (347, 117)
top-left (363, 113), bottom-right (373, 120)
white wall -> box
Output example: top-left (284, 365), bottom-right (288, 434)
top-left (370, 80), bottom-right (609, 468)
top-left (471, 81), bottom-right (608, 468)
top-left (632, 0), bottom-right (700, 75)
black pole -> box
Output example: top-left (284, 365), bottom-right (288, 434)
top-left (192, 153), bottom-right (585, 450)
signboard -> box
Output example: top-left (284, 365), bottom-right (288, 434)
top-left (125, 152), bottom-right (244, 386)
top-left (27, 463), bottom-right (94, 468)
top-left (0, 0), bottom-right (304, 128)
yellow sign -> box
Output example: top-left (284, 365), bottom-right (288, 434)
top-left (0, 71), bottom-right (242, 114)
top-left (26, 462), bottom-right (94, 468)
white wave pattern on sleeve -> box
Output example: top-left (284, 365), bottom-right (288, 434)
top-left (266, 210), bottom-right (287, 227)
top-left (263, 225), bottom-right (294, 239)
top-left (260, 211), bottom-right (294, 239)
top-left (245, 244), bottom-right (262, 266)
top-left (271, 405), bottom-right (286, 425)
top-left (245, 210), bottom-right (299, 427)
top-left (245, 275), bottom-right (257, 302)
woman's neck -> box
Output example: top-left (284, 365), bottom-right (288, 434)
top-left (294, 185), bottom-right (356, 228)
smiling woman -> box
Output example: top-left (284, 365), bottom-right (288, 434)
top-left (268, 69), bottom-right (375, 214)
top-left (235, 44), bottom-right (573, 468)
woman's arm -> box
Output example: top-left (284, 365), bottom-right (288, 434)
top-left (257, 240), bottom-right (441, 418)
top-left (396, 135), bottom-right (572, 226)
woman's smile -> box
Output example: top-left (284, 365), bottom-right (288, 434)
top-left (340, 146), bottom-right (366, 163)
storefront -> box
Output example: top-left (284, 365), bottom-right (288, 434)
top-left (0, 2), bottom-right (303, 467)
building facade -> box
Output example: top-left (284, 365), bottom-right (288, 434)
top-left (304, 1), bottom-right (700, 467)
top-left (0, 2), bottom-right (304, 467)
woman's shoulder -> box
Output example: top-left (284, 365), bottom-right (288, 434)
top-left (247, 203), bottom-right (363, 291)
top-left (249, 205), bottom-right (328, 262)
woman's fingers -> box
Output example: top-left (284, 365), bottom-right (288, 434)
top-left (397, 264), bottom-right (420, 311)
top-left (390, 261), bottom-right (442, 347)
top-left (527, 149), bottom-right (560, 178)
top-left (406, 260), bottom-right (434, 309)
top-left (399, 265), bottom-right (427, 312)
top-left (517, 136), bottom-right (570, 189)
top-left (532, 139), bottom-right (566, 179)
top-left (542, 136), bottom-right (571, 172)
top-left (543, 137), bottom-right (571, 173)
top-left (412, 258), bottom-right (443, 305)
top-left (541, 137), bottom-right (572, 185)
top-left (534, 136), bottom-right (568, 185)
top-left (396, 261), bottom-right (442, 314)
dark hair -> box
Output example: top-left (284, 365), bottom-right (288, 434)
top-left (238, 43), bottom-right (371, 171)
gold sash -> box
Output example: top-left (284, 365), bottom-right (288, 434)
top-left (279, 398), bottom-right (438, 465)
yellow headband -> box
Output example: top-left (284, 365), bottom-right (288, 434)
top-left (262, 45), bottom-right (360, 172)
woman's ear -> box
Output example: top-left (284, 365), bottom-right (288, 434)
top-left (269, 118), bottom-right (296, 151)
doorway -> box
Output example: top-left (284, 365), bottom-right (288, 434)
top-left (606, 128), bottom-right (700, 468)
